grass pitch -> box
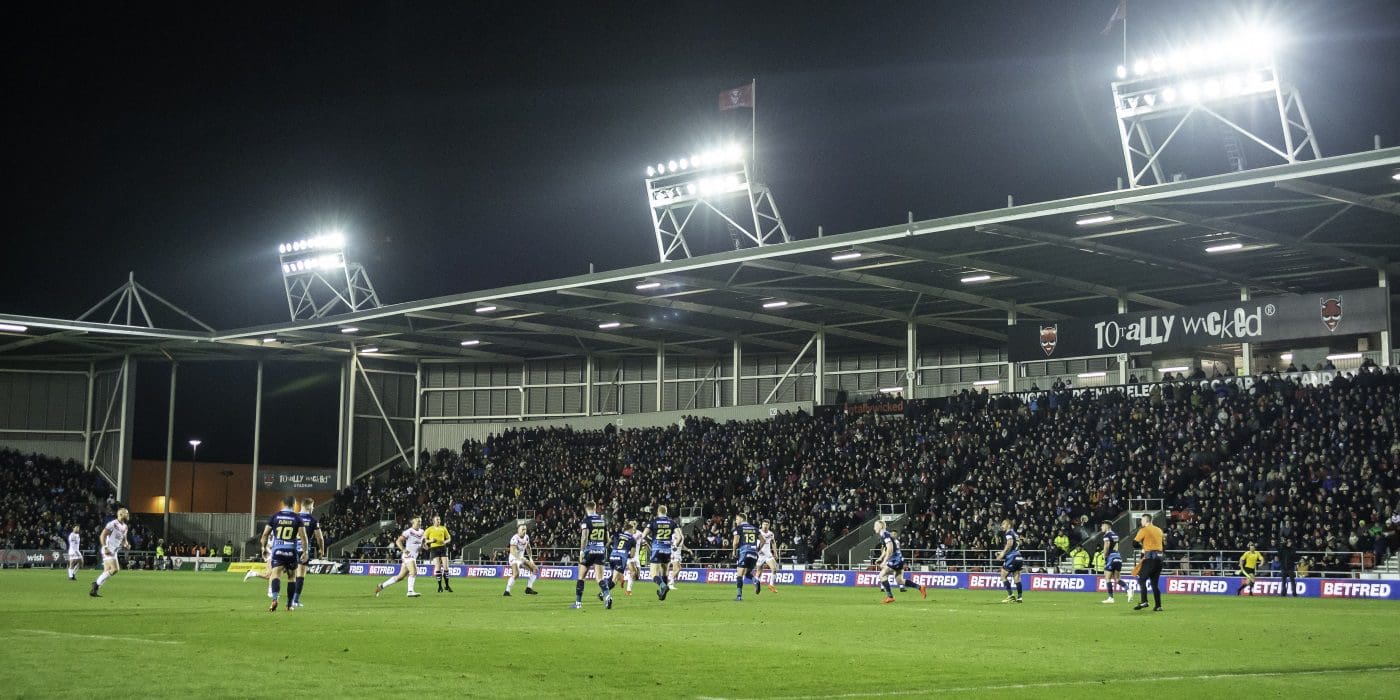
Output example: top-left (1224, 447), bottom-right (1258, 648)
top-left (2, 570), bottom-right (1397, 698)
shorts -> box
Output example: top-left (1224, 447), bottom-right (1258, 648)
top-left (885, 556), bottom-right (904, 572)
top-left (627, 556), bottom-right (641, 569)
top-left (736, 553), bottom-right (758, 570)
top-left (1242, 567), bottom-right (1256, 576)
top-left (428, 547), bottom-right (447, 560)
top-left (68, 553), bottom-right (82, 562)
top-left (608, 553), bottom-right (628, 573)
top-left (401, 552), bottom-right (418, 566)
top-left (650, 551), bottom-right (672, 565)
top-left (757, 553), bottom-right (775, 567)
top-left (582, 551), bottom-right (606, 567)
top-left (670, 552), bottom-right (682, 565)
top-left (270, 549), bottom-right (299, 571)
top-left (1002, 556), bottom-right (1023, 574)
top-left (101, 549), bottom-right (120, 565)
top-left (1105, 558), bottom-right (1123, 573)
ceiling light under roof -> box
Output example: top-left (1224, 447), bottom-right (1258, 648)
top-left (1076, 214), bottom-right (1115, 226)
top-left (1326, 352), bottom-right (1362, 361)
top-left (598, 321), bottom-right (622, 329)
top-left (761, 300), bottom-right (789, 309)
top-left (0, 323), bottom-right (28, 333)
top-left (359, 347), bottom-right (379, 354)
top-left (830, 251), bottom-right (862, 261)
top-left (1204, 242), bottom-right (1244, 253)
top-left (1156, 366), bottom-right (1190, 373)
top-left (960, 274), bottom-right (992, 283)
top-left (635, 281), bottom-right (662, 290)
top-left (475, 305), bottom-right (498, 313)
top-left (460, 339), bottom-right (481, 346)
top-left (1078, 371), bottom-right (1107, 378)
top-left (973, 379), bottom-right (1000, 386)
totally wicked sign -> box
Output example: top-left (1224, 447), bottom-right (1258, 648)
top-left (1010, 287), bottom-right (1387, 362)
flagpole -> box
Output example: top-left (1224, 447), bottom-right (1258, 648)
top-left (750, 78), bottom-right (757, 180)
top-left (1122, 1), bottom-right (1128, 69)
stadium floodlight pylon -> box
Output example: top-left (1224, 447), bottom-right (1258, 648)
top-left (1110, 28), bottom-right (1320, 188)
top-left (277, 230), bottom-right (383, 321)
top-left (644, 144), bottom-right (790, 261)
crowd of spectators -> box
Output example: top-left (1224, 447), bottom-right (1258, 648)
top-left (0, 449), bottom-right (156, 551)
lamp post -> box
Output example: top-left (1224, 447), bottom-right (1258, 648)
top-left (187, 439), bottom-right (201, 512)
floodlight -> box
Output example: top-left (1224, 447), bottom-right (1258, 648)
top-left (668, 160), bottom-right (678, 172)
top-left (340, 327), bottom-right (359, 333)
top-left (1161, 86), bottom-right (1178, 103)
top-left (459, 339), bottom-right (481, 346)
top-left (0, 323), bottom-right (28, 333)
top-left (678, 158), bottom-right (689, 170)
top-left (646, 166), bottom-right (656, 177)
top-left (973, 379), bottom-right (1000, 386)
top-left (1280, 353), bottom-right (1294, 361)
top-left (1078, 371), bottom-right (1107, 378)
top-left (279, 244), bottom-right (288, 254)
top-left (635, 281), bottom-right (662, 290)
top-left (960, 274), bottom-right (992, 283)
top-left (1204, 242), bottom-right (1243, 253)
top-left (761, 300), bottom-right (789, 309)
top-left (1157, 366), bottom-right (1190, 373)
top-left (656, 162), bottom-right (665, 174)
top-left (686, 183), bottom-right (697, 195)
top-left (878, 387), bottom-right (903, 394)
top-left (1133, 60), bottom-right (1148, 76)
top-left (1222, 74), bottom-right (1243, 95)
top-left (598, 321), bottom-right (622, 329)
top-left (1181, 82), bottom-right (1201, 102)
top-left (262, 337), bottom-right (278, 344)
top-left (831, 251), bottom-right (862, 261)
top-left (359, 347), bottom-right (379, 354)
top-left (1326, 353), bottom-right (1362, 361)
top-left (1075, 214), bottom-right (1115, 226)
top-left (1116, 65), bottom-right (1127, 79)
top-left (688, 154), bottom-right (699, 166)
top-left (726, 144), bottom-right (744, 162)
top-left (1203, 79), bottom-right (1222, 98)
top-left (475, 305), bottom-right (497, 313)
top-left (1150, 56), bottom-right (1166, 73)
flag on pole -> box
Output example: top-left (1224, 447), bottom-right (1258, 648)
top-left (719, 82), bottom-right (754, 111)
top-left (1101, 0), bottom-right (1126, 35)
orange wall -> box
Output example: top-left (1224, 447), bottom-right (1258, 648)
top-left (130, 459), bottom-right (334, 514)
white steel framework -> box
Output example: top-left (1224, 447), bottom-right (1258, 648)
top-left (279, 240), bottom-right (383, 320)
top-left (646, 157), bottom-right (790, 261)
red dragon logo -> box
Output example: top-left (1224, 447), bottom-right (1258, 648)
top-left (1040, 324), bottom-right (1058, 356)
top-left (1320, 296), bottom-right (1343, 332)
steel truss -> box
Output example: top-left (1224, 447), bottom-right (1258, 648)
top-left (647, 160), bottom-right (789, 261)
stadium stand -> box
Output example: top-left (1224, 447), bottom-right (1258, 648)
top-left (0, 448), bottom-right (155, 551)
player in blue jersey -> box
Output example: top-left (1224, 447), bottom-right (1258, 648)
top-left (998, 517), bottom-right (1023, 603)
top-left (289, 498), bottom-right (325, 609)
top-left (573, 503), bottom-right (610, 609)
top-left (258, 496), bottom-right (308, 613)
top-left (873, 521), bottom-right (927, 603)
top-left (641, 505), bottom-right (677, 601)
top-left (605, 521), bottom-right (638, 610)
top-left (731, 513), bottom-right (761, 602)
top-left (1099, 521), bottom-right (1127, 603)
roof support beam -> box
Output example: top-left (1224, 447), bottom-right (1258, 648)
top-left (858, 241), bottom-right (1179, 310)
top-left (745, 259), bottom-right (1063, 320)
top-left (699, 286), bottom-right (1007, 342)
top-left (1119, 203), bottom-right (1396, 274)
top-left (503, 298), bottom-right (800, 352)
top-left (1274, 180), bottom-right (1400, 217)
top-left (556, 288), bottom-right (905, 348)
top-left (977, 222), bottom-right (1289, 295)
top-left (408, 309), bottom-right (689, 354)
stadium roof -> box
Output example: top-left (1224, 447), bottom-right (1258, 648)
top-left (3, 147), bottom-right (1398, 364)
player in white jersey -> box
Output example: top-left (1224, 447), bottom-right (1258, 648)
top-left (753, 519), bottom-right (780, 595)
top-left (503, 524), bottom-right (540, 596)
top-left (66, 525), bottom-right (82, 581)
top-left (666, 527), bottom-right (689, 588)
top-left (90, 508), bottom-right (130, 597)
top-left (623, 522), bottom-right (643, 595)
top-left (376, 517), bottom-right (424, 598)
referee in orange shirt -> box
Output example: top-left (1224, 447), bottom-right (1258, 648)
top-left (1132, 513), bottom-right (1165, 611)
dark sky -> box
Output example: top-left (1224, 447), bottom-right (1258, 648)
top-left (5, 1), bottom-right (1399, 464)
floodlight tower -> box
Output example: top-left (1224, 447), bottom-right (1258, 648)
top-left (277, 230), bottom-right (382, 320)
top-left (644, 144), bottom-right (790, 262)
top-left (1110, 28), bottom-right (1320, 188)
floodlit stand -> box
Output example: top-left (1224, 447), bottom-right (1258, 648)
top-left (1111, 51), bottom-right (1320, 187)
top-left (278, 234), bottom-right (383, 320)
top-left (645, 151), bottom-right (790, 262)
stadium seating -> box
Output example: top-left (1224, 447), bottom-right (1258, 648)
top-left (0, 449), bottom-right (155, 551)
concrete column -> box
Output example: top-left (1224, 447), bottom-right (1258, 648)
top-left (732, 339), bottom-right (742, 406)
top-left (413, 360), bottom-right (423, 470)
top-left (83, 361), bottom-right (95, 472)
top-left (584, 355), bottom-right (594, 417)
top-left (1006, 310), bottom-right (1017, 392)
top-left (344, 357), bottom-right (357, 488)
top-left (115, 355), bottom-right (131, 501)
top-left (162, 362), bottom-right (177, 540)
top-left (335, 359), bottom-right (347, 490)
top-left (1239, 287), bottom-right (1253, 376)
top-left (815, 329), bottom-right (827, 404)
top-left (1382, 271), bottom-right (1392, 366)
top-left (251, 360), bottom-right (263, 536)
top-left (905, 321), bottom-right (918, 397)
top-left (656, 344), bottom-right (665, 412)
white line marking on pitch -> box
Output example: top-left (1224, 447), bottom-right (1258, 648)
top-left (18, 629), bottom-right (182, 645)
top-left (703, 666), bottom-right (1400, 700)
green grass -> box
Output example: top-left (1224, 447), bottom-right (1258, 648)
top-left (2, 570), bottom-right (1397, 699)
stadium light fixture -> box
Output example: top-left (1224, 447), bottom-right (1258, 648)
top-left (1075, 214), bottom-right (1115, 226)
top-left (1157, 366), bottom-right (1190, 373)
top-left (188, 439), bottom-right (201, 449)
top-left (1204, 242), bottom-right (1244, 253)
top-left (459, 339), bottom-right (481, 346)
top-left (0, 323), bottom-right (28, 333)
top-left (261, 337), bottom-right (278, 344)
top-left (340, 327), bottom-right (359, 334)
top-left (973, 379), bottom-right (1000, 386)
top-left (878, 387), bottom-right (903, 394)
top-left (359, 346), bottom-right (380, 354)
top-left (831, 251), bottom-right (862, 262)
top-left (1077, 371), bottom-right (1107, 378)
top-left (960, 274), bottom-right (992, 284)
top-left (1326, 353), bottom-right (1362, 361)
top-left (635, 281), bottom-right (662, 290)
top-left (761, 300), bottom-right (789, 309)
top-left (1391, 171), bottom-right (1400, 182)
top-left (475, 305), bottom-right (497, 313)
top-left (598, 321), bottom-right (622, 330)
top-left (1280, 353), bottom-right (1294, 361)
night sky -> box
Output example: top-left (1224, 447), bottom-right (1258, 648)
top-left (5, 1), bottom-right (1399, 466)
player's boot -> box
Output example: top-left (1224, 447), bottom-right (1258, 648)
top-left (89, 582), bottom-right (100, 597)
top-left (882, 596), bottom-right (895, 604)
top-left (269, 599), bottom-right (278, 612)
top-left (525, 587), bottom-right (537, 595)
top-left (1014, 597), bottom-right (1023, 603)
top-left (734, 595), bottom-right (743, 602)
top-left (243, 570), bottom-right (259, 582)
top-left (407, 591), bottom-right (421, 598)
top-left (605, 595), bottom-right (613, 610)
top-left (755, 580), bottom-right (761, 595)
top-left (1133, 601), bottom-right (1149, 610)
top-left (570, 602), bottom-right (582, 610)
top-left (445, 581), bottom-right (454, 593)
top-left (1000, 595), bottom-right (1015, 603)
top-left (917, 584), bottom-right (926, 599)
top-left (374, 584), bottom-right (384, 597)
top-left (1102, 597), bottom-right (1116, 604)
top-left (769, 583), bottom-right (779, 594)
top-left (1153, 606), bottom-right (1163, 611)
top-left (503, 590), bottom-right (511, 597)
